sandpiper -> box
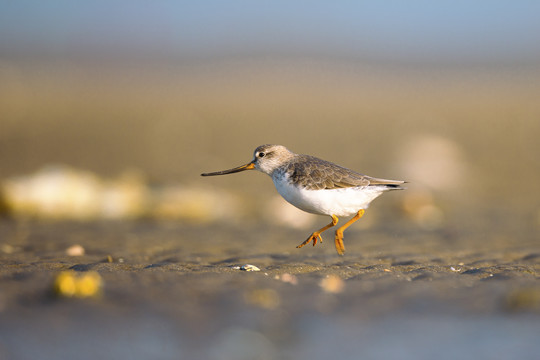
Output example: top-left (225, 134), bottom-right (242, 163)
top-left (201, 144), bottom-right (405, 255)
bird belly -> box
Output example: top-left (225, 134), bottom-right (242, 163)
top-left (273, 178), bottom-right (385, 217)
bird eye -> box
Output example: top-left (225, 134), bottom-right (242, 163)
top-left (257, 152), bottom-right (265, 158)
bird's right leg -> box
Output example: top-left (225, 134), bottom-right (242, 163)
top-left (297, 215), bottom-right (339, 249)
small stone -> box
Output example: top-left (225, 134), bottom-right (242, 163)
top-left (54, 271), bottom-right (78, 297)
top-left (279, 273), bottom-right (298, 285)
top-left (319, 275), bottom-right (345, 294)
top-left (65, 244), bottom-right (85, 256)
top-left (53, 270), bottom-right (103, 298)
top-left (76, 272), bottom-right (103, 298)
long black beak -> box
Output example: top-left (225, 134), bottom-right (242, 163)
top-left (201, 162), bottom-right (255, 176)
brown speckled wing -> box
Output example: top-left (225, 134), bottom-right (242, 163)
top-left (285, 155), bottom-right (372, 190)
top-left (285, 155), bottom-right (405, 190)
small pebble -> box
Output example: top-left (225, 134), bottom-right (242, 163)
top-left (319, 275), bottom-right (345, 294)
top-left (53, 271), bottom-right (103, 298)
top-left (279, 273), bottom-right (298, 285)
top-left (65, 244), bottom-right (85, 256)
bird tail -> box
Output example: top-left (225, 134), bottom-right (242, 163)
top-left (367, 177), bottom-right (407, 190)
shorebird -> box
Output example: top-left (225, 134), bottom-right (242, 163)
top-left (201, 144), bottom-right (405, 255)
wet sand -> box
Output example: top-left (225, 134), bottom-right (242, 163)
top-left (1, 218), bottom-right (539, 359)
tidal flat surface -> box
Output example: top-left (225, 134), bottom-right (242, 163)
top-left (0, 219), bottom-right (539, 360)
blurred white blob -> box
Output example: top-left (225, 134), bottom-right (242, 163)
top-left (65, 244), bottom-right (85, 256)
top-left (100, 171), bottom-right (147, 219)
top-left (396, 134), bottom-right (468, 229)
top-left (1, 165), bottom-right (243, 222)
top-left (278, 273), bottom-right (298, 285)
top-left (319, 275), bottom-right (345, 294)
top-left (398, 134), bottom-right (467, 190)
top-left (2, 166), bottom-right (104, 220)
top-left (1, 166), bottom-right (148, 220)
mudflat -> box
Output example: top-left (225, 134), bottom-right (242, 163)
top-left (1, 216), bottom-right (538, 359)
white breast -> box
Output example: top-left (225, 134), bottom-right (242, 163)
top-left (272, 173), bottom-right (385, 217)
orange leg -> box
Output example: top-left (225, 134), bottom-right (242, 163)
top-left (297, 215), bottom-right (339, 249)
top-left (334, 209), bottom-right (365, 256)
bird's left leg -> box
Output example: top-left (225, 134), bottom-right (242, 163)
top-left (334, 209), bottom-right (365, 255)
top-left (297, 215), bottom-right (339, 249)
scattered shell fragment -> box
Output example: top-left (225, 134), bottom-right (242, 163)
top-left (65, 244), bottom-right (85, 257)
top-left (53, 271), bottom-right (103, 298)
top-left (234, 264), bottom-right (261, 272)
top-left (319, 275), bottom-right (345, 294)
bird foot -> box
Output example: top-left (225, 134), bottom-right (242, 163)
top-left (297, 233), bottom-right (323, 249)
top-left (334, 233), bottom-right (345, 256)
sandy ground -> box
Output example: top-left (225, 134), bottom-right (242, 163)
top-left (0, 217), bottom-right (539, 360)
top-left (1, 59), bottom-right (540, 359)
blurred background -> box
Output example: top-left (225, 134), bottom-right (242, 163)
top-left (1, 0), bottom-right (540, 232)
top-left (2, 2), bottom-right (540, 359)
